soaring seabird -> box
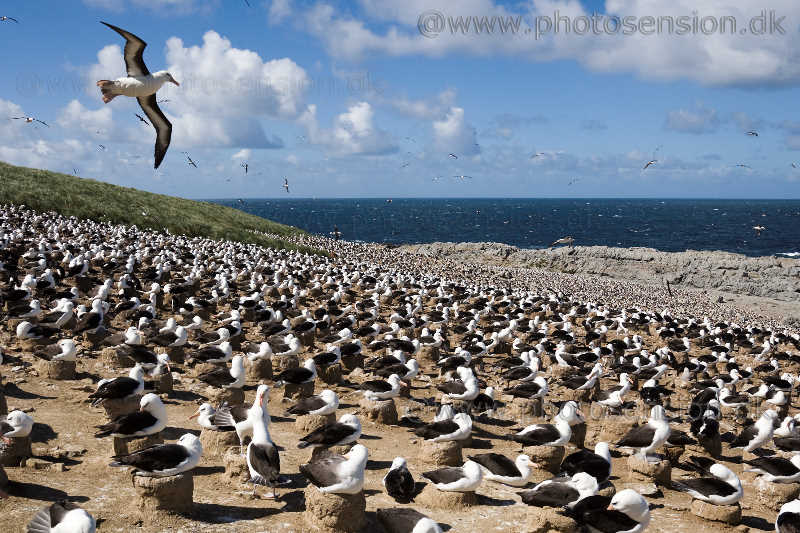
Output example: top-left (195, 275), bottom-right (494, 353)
top-left (110, 433), bottom-right (203, 477)
top-left (422, 460), bottom-right (483, 492)
top-left (25, 501), bottom-right (96, 533)
top-left (673, 463), bottom-right (743, 505)
top-left (0, 16), bottom-right (19, 23)
top-left (283, 178), bottom-right (290, 193)
top-left (383, 457), bottom-right (415, 502)
top-left (573, 489), bottom-right (651, 533)
top-left (10, 116), bottom-right (48, 126)
top-left (94, 393), bottom-right (167, 438)
top-left (88, 364), bottom-right (145, 405)
top-left (469, 453), bottom-right (536, 487)
top-left (300, 443), bottom-right (368, 494)
top-left (520, 472), bottom-right (598, 508)
top-left (298, 413), bottom-right (361, 449)
top-left (616, 405), bottom-right (671, 460)
top-left (642, 160), bottom-right (657, 170)
top-left (286, 389), bottom-right (339, 417)
top-left (97, 22), bottom-right (178, 168)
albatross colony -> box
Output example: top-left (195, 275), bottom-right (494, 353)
top-left (0, 203), bottom-right (799, 532)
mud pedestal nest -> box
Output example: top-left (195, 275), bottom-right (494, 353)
top-left (690, 500), bottom-right (741, 525)
top-left (303, 486), bottom-right (366, 533)
top-left (199, 428), bottom-right (239, 457)
top-left (246, 358), bottom-right (272, 381)
top-left (525, 506), bottom-right (578, 533)
top-left (755, 477), bottom-right (800, 511)
top-left (35, 359), bottom-right (76, 380)
top-left (295, 413), bottom-right (336, 434)
top-left (283, 381), bottom-right (315, 400)
top-left (317, 364), bottom-right (343, 385)
top-left (113, 433), bottom-right (164, 456)
top-left (420, 440), bottom-right (462, 466)
top-left (523, 445), bottom-right (565, 475)
top-left (206, 386), bottom-right (244, 406)
top-left (101, 395), bottom-right (141, 420)
top-left (359, 398), bottom-right (398, 425)
top-left (627, 455), bottom-right (671, 485)
top-left (132, 472), bottom-right (193, 519)
top-left (0, 436), bottom-right (32, 467)
top-left (416, 484), bottom-right (478, 510)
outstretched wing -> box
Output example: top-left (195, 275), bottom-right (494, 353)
top-left (101, 21), bottom-right (150, 77)
top-left (137, 95), bottom-right (172, 169)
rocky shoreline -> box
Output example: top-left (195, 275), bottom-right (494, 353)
top-left (399, 242), bottom-right (800, 325)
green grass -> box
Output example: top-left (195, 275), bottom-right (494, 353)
top-left (0, 160), bottom-right (323, 255)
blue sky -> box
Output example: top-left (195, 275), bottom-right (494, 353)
top-left (1, 0), bottom-right (799, 198)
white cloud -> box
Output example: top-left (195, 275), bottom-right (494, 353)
top-left (83, 0), bottom-right (211, 13)
top-left (57, 100), bottom-right (114, 137)
top-left (665, 104), bottom-right (721, 134)
top-left (299, 0), bottom-right (800, 87)
top-left (232, 149), bottom-right (252, 160)
top-left (433, 107), bottom-right (479, 155)
top-left (299, 101), bottom-right (397, 155)
top-left (269, 0), bottom-right (292, 24)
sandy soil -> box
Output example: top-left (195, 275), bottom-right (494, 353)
top-left (0, 318), bottom-right (787, 533)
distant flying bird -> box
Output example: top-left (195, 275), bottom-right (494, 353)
top-left (156, 99), bottom-right (170, 104)
top-left (10, 116), bottom-right (48, 127)
top-left (241, 162), bottom-right (248, 174)
top-left (643, 160), bottom-right (657, 170)
top-left (97, 22), bottom-right (178, 169)
top-left (135, 113), bottom-right (150, 127)
top-left (73, 168), bottom-right (79, 176)
top-left (453, 175), bottom-right (473, 180)
top-left (243, 0), bottom-right (251, 6)
top-left (792, 163), bottom-right (797, 169)
top-left (0, 16), bottom-right (19, 23)
top-left (746, 131), bottom-right (759, 137)
top-left (448, 153), bottom-right (458, 159)
top-left (182, 153), bottom-right (197, 168)
top-left (530, 152), bottom-right (545, 159)
top-left (98, 144), bottom-right (106, 151)
top-left (405, 136), bottom-right (415, 143)
top-left (736, 164), bottom-right (752, 169)
top-left (399, 162), bottom-right (410, 169)
top-left (283, 178), bottom-right (290, 193)
top-left (568, 177), bottom-right (579, 186)
top-left (237, 199), bottom-right (244, 204)
top-left (432, 176), bottom-right (444, 182)
top-left (753, 226), bottom-right (765, 236)
top-left (550, 236), bottom-right (575, 249)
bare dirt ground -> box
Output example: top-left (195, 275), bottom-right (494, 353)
top-left (0, 321), bottom-right (788, 533)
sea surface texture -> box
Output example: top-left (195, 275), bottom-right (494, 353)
top-left (212, 198), bottom-right (800, 257)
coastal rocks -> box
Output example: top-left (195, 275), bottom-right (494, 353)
top-left (303, 487), bottom-right (366, 533)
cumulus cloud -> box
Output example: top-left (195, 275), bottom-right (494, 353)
top-left (299, 101), bottom-right (397, 156)
top-left (57, 100), bottom-right (114, 137)
top-left (665, 105), bottom-right (721, 134)
top-left (433, 107), bottom-right (479, 155)
top-left (299, 0), bottom-right (800, 87)
top-left (232, 149), bottom-right (252, 160)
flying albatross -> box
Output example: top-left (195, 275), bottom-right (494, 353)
top-left (97, 22), bottom-right (178, 169)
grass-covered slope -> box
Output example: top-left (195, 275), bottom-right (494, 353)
top-left (0, 161), bottom-right (321, 255)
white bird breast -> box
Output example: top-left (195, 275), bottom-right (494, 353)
top-left (113, 76), bottom-right (164, 98)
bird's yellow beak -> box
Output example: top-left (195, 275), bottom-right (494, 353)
top-left (189, 411), bottom-right (200, 420)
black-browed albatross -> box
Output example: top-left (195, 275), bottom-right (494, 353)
top-left (97, 22), bottom-right (178, 169)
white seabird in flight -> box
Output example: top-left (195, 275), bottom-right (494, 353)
top-left (10, 116), bottom-right (48, 127)
top-left (97, 22), bottom-right (178, 169)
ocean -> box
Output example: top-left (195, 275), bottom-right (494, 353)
top-left (210, 198), bottom-right (800, 258)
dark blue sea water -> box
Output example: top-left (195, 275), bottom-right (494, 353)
top-left (210, 198), bottom-right (800, 258)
